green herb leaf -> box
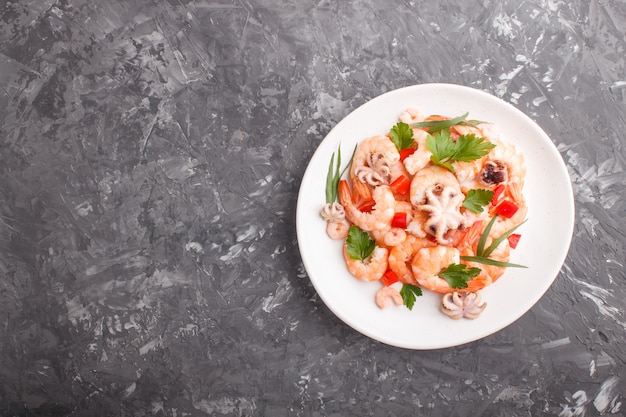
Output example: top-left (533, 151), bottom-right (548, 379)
top-left (437, 263), bottom-right (482, 289)
top-left (426, 130), bottom-right (456, 171)
top-left (463, 189), bottom-right (495, 214)
top-left (452, 134), bottom-right (497, 162)
top-left (428, 132), bottom-right (496, 172)
top-left (460, 256), bottom-right (528, 268)
top-left (389, 122), bottom-right (414, 150)
top-left (411, 112), bottom-right (470, 133)
top-left (400, 284), bottom-right (423, 310)
top-left (345, 225), bottom-right (376, 261)
top-left (325, 144), bottom-right (356, 204)
top-left (325, 152), bottom-right (336, 204)
top-left (476, 215), bottom-right (498, 257)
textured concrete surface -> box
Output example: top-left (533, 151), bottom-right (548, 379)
top-left (0, 0), bottom-right (624, 416)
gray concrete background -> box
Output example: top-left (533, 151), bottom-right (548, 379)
top-left (0, 0), bottom-right (624, 416)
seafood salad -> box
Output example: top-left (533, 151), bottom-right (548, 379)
top-left (320, 108), bottom-right (528, 319)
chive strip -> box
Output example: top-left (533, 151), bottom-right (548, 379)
top-left (483, 219), bottom-right (528, 258)
top-left (325, 152), bottom-right (336, 204)
top-left (460, 256), bottom-right (528, 268)
top-left (477, 215), bottom-right (498, 257)
top-left (410, 112), bottom-right (469, 133)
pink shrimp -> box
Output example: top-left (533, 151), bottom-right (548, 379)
top-left (326, 220), bottom-right (349, 240)
top-left (411, 245), bottom-right (461, 294)
top-left (388, 235), bottom-right (435, 284)
top-left (338, 180), bottom-right (396, 232)
top-left (403, 128), bottom-right (432, 176)
top-left (375, 285), bottom-right (404, 309)
top-left (343, 245), bottom-right (389, 282)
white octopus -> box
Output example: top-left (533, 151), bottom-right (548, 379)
top-left (416, 186), bottom-right (465, 244)
top-left (440, 291), bottom-right (487, 319)
top-left (354, 152), bottom-right (392, 186)
top-left (320, 202), bottom-right (345, 223)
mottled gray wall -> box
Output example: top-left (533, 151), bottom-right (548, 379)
top-left (0, 0), bottom-right (624, 416)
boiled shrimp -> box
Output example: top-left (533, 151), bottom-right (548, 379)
top-left (326, 220), bottom-right (349, 240)
top-left (375, 285), bottom-right (404, 309)
top-left (369, 199), bottom-right (415, 247)
top-left (399, 107), bottom-right (425, 124)
top-left (343, 245), bottom-right (389, 282)
top-left (338, 180), bottom-right (395, 232)
top-left (411, 245), bottom-right (461, 294)
top-left (388, 235), bottom-right (435, 284)
top-left (371, 227), bottom-right (407, 248)
top-left (403, 128), bottom-right (432, 176)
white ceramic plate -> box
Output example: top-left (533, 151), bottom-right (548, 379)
top-left (296, 83), bottom-right (575, 349)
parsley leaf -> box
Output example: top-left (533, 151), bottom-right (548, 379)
top-left (462, 189), bottom-right (495, 213)
top-left (345, 226), bottom-right (375, 261)
top-left (438, 264), bottom-right (481, 289)
top-left (425, 129), bottom-right (455, 170)
top-left (389, 122), bottom-right (414, 150)
top-left (427, 131), bottom-right (496, 172)
top-left (400, 284), bottom-right (423, 310)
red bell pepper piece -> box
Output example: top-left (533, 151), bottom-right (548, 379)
top-left (508, 233), bottom-right (521, 249)
top-left (491, 184), bottom-right (505, 205)
top-left (391, 212), bottom-right (408, 228)
top-left (399, 148), bottom-right (416, 161)
top-left (495, 200), bottom-right (519, 218)
top-left (381, 269), bottom-right (399, 286)
top-left (390, 175), bottom-right (411, 195)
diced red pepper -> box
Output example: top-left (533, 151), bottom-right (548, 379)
top-left (381, 269), bottom-right (399, 286)
top-left (491, 184), bottom-right (505, 206)
top-left (508, 233), bottom-right (522, 249)
top-left (399, 148), bottom-right (416, 161)
top-left (495, 200), bottom-right (519, 218)
top-left (358, 200), bottom-right (375, 212)
top-left (391, 212), bottom-right (408, 229)
top-left (390, 175), bottom-right (411, 195)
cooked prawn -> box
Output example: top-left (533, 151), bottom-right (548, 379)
top-left (326, 220), bottom-right (349, 240)
top-left (343, 245), bottom-right (389, 282)
top-left (388, 235), bottom-right (435, 284)
top-left (411, 245), bottom-right (461, 294)
top-left (371, 227), bottom-right (407, 248)
top-left (375, 285), bottom-right (404, 309)
top-left (338, 180), bottom-right (395, 232)
top-left (369, 199), bottom-right (415, 247)
top-left (399, 107), bottom-right (425, 124)
top-left (403, 128), bottom-right (432, 176)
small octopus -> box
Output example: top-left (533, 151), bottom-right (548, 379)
top-left (440, 291), bottom-right (487, 319)
top-left (417, 186), bottom-right (465, 244)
